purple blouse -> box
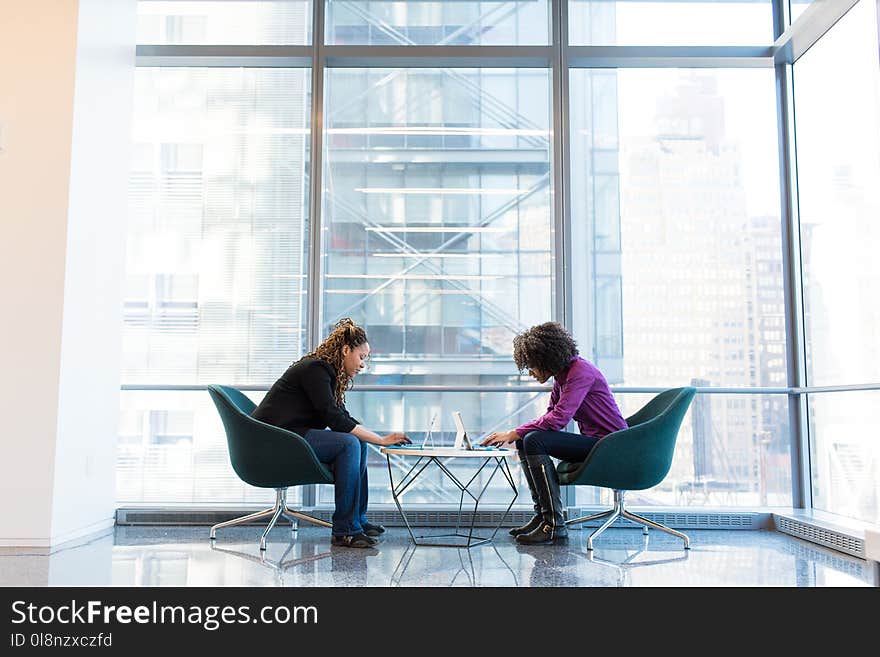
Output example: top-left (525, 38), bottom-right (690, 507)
top-left (516, 356), bottom-right (627, 439)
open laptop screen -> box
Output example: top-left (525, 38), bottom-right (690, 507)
top-left (452, 411), bottom-right (473, 449)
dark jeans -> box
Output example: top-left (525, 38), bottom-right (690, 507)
top-left (518, 429), bottom-right (601, 462)
top-left (303, 429), bottom-right (370, 536)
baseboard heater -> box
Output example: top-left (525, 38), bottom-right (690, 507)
top-left (116, 507), bottom-right (533, 528)
top-left (116, 507), bottom-right (768, 530)
top-left (773, 514), bottom-right (865, 559)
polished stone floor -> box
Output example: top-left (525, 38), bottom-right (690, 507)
top-left (1, 525), bottom-right (875, 587)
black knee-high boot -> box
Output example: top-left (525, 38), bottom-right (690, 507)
top-left (516, 454), bottom-right (568, 544)
top-left (509, 448), bottom-right (543, 537)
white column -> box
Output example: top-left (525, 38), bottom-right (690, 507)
top-left (866, 528), bottom-right (880, 574)
top-left (0, 0), bottom-right (137, 550)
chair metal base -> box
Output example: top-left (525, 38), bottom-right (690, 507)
top-left (565, 490), bottom-right (689, 551)
top-left (209, 488), bottom-right (332, 551)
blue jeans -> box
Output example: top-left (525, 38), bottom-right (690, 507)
top-left (303, 429), bottom-right (370, 536)
top-left (519, 429), bottom-right (601, 462)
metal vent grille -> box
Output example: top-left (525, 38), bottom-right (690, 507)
top-left (117, 507), bottom-right (767, 529)
top-left (774, 516), bottom-right (865, 559)
top-left (565, 508), bottom-right (766, 530)
top-left (116, 508), bottom-right (535, 528)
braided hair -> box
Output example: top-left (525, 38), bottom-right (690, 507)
top-left (299, 318), bottom-right (369, 405)
top-left (512, 322), bottom-right (578, 377)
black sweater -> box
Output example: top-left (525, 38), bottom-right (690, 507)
top-left (252, 357), bottom-right (361, 437)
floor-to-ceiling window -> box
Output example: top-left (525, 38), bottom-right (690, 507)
top-left (569, 67), bottom-right (789, 508)
top-left (119, 0), bottom-right (879, 527)
top-left (568, 0), bottom-right (773, 45)
top-left (121, 2), bottom-right (313, 505)
top-left (793, 0), bottom-right (880, 524)
top-left (321, 65), bottom-right (553, 504)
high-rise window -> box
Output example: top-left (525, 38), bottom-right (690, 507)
top-left (794, 0), bottom-right (880, 524)
top-left (325, 1), bottom-right (550, 45)
top-left (320, 67), bottom-right (554, 504)
top-left (121, 1), bottom-right (877, 526)
top-left (570, 68), bottom-right (790, 507)
top-left (137, 1), bottom-right (313, 44)
top-left (789, 0), bottom-right (814, 24)
top-left (568, 0), bottom-right (774, 45)
top-left (120, 67), bottom-right (312, 504)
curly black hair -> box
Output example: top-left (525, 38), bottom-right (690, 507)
top-left (512, 322), bottom-right (579, 376)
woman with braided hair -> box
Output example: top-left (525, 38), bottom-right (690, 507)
top-left (481, 322), bottom-right (627, 544)
top-left (253, 318), bottom-right (410, 548)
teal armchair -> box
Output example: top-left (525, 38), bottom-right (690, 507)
top-left (207, 384), bottom-right (334, 550)
top-left (560, 386), bottom-right (696, 550)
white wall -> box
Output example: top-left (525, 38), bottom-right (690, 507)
top-left (0, 0), bottom-right (136, 548)
top-left (51, 0), bottom-right (136, 546)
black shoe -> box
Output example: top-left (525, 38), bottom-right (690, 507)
top-left (509, 515), bottom-right (542, 537)
top-left (516, 454), bottom-right (567, 545)
top-left (331, 533), bottom-right (377, 548)
top-left (515, 522), bottom-right (569, 545)
top-left (510, 448), bottom-right (542, 537)
top-left (362, 522), bottom-right (386, 537)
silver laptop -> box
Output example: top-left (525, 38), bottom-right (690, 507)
top-left (452, 411), bottom-right (472, 449)
top-left (394, 413), bottom-right (437, 448)
top-left (453, 411), bottom-right (504, 450)
top-left (421, 413), bottom-right (437, 448)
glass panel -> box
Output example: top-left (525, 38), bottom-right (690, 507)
top-left (321, 66), bottom-right (553, 505)
top-left (121, 67), bottom-right (310, 505)
top-left (809, 391), bottom-right (880, 524)
top-left (569, 68), bottom-right (785, 389)
top-left (325, 0), bottom-right (550, 45)
top-left (575, 393), bottom-right (793, 507)
top-left (794, 0), bottom-right (880, 387)
top-left (790, 0), bottom-right (813, 24)
top-left (118, 391), bottom-right (298, 505)
top-left (125, 68), bottom-right (311, 387)
top-left (322, 67), bottom-right (553, 371)
top-left (137, 0), bottom-right (312, 45)
top-left (568, 0), bottom-right (774, 46)
top-left (317, 390), bottom-right (551, 505)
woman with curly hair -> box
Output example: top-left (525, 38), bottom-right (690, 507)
top-left (252, 318), bottom-right (410, 548)
top-left (481, 322), bottom-right (627, 544)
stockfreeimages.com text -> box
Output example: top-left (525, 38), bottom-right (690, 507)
top-left (11, 600), bottom-right (317, 631)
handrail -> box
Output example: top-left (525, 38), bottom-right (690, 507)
top-left (122, 383), bottom-right (880, 394)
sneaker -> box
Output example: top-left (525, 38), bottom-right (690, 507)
top-left (331, 533), bottom-right (377, 548)
top-left (362, 522), bottom-right (386, 537)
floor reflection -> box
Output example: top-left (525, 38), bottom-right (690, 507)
top-left (209, 541), bottom-right (333, 586)
top-left (584, 534), bottom-right (690, 587)
top-left (0, 526), bottom-right (873, 587)
top-left (389, 541), bottom-right (519, 587)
